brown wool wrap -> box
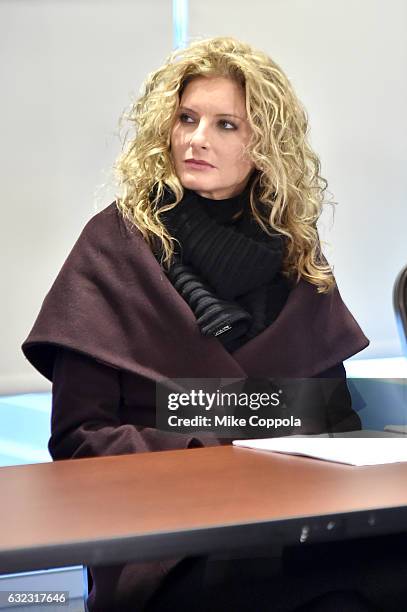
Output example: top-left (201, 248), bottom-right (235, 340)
top-left (22, 202), bottom-right (369, 383)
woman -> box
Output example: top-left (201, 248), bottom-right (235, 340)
top-left (22, 37), bottom-right (374, 611)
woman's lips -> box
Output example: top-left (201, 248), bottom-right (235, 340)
top-left (185, 160), bottom-right (214, 170)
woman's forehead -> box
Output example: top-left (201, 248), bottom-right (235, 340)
top-left (180, 76), bottom-right (246, 116)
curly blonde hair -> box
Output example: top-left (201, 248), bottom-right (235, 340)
top-left (115, 36), bottom-right (335, 293)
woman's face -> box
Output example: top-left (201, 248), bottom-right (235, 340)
top-left (170, 76), bottom-right (255, 200)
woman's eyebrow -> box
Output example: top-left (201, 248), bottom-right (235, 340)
top-left (179, 106), bottom-right (244, 120)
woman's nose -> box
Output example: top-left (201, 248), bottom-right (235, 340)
top-left (189, 122), bottom-right (209, 147)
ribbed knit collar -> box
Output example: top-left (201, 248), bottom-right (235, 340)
top-left (184, 174), bottom-right (255, 225)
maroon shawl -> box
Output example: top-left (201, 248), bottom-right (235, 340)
top-left (22, 202), bottom-right (369, 382)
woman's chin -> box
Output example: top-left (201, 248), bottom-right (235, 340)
top-left (180, 175), bottom-right (215, 191)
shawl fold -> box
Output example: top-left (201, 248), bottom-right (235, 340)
top-left (22, 202), bottom-right (369, 385)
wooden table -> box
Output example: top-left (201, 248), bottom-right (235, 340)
top-left (1, 445), bottom-right (407, 574)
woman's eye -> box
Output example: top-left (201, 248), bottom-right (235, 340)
top-left (219, 120), bottom-right (236, 130)
top-left (180, 113), bottom-right (194, 123)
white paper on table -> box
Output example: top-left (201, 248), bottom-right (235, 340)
top-left (232, 437), bottom-right (407, 466)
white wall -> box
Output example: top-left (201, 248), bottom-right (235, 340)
top-left (1, 0), bottom-right (172, 393)
top-left (189, 0), bottom-right (407, 359)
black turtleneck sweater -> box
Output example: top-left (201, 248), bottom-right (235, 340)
top-left (175, 182), bottom-right (284, 302)
top-left (191, 187), bottom-right (247, 223)
top-left (160, 181), bottom-right (292, 353)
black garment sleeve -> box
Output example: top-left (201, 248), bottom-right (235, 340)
top-left (49, 348), bottom-right (218, 461)
top-left (317, 362), bottom-right (362, 433)
top-left (49, 348), bottom-right (152, 460)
